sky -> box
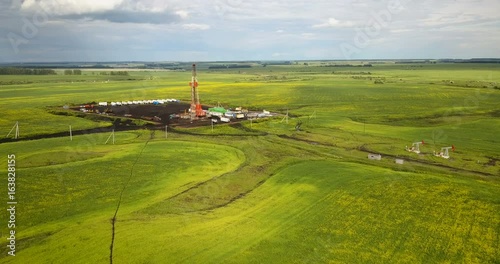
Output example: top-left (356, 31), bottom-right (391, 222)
top-left (0, 0), bottom-right (499, 62)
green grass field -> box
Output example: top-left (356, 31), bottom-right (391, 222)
top-left (0, 62), bottom-right (499, 263)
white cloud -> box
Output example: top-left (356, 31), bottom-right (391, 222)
top-left (21, 0), bottom-right (124, 15)
top-left (2, 0), bottom-right (500, 62)
top-left (390, 28), bottom-right (412, 33)
top-left (175, 10), bottom-right (189, 19)
top-left (313, 18), bottom-right (355, 28)
top-left (182, 23), bottom-right (210, 30)
top-left (409, 0), bottom-right (500, 32)
top-left (18, 0), bottom-right (184, 24)
top-left (272, 52), bottom-right (289, 57)
top-left (301, 33), bottom-right (316, 39)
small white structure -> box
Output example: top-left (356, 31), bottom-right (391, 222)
top-left (98, 102), bottom-right (108, 106)
top-left (368, 153), bottom-right (382, 161)
top-left (395, 159), bottom-right (404, 164)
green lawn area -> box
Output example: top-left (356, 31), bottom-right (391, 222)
top-left (4, 160), bottom-right (498, 263)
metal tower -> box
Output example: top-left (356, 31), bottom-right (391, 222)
top-left (189, 64), bottom-right (205, 118)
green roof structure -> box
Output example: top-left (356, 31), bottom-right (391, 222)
top-left (208, 107), bottom-right (227, 114)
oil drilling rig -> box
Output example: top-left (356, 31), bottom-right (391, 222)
top-left (189, 64), bottom-right (205, 118)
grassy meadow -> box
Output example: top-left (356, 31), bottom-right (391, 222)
top-left (0, 62), bottom-right (499, 263)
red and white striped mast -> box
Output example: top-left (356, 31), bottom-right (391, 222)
top-left (189, 64), bottom-right (205, 117)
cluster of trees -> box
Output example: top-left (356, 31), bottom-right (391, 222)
top-left (145, 63), bottom-right (178, 68)
top-left (332, 71), bottom-right (372, 75)
top-left (321, 64), bottom-right (373, 67)
top-left (438, 59), bottom-right (500, 63)
top-left (96, 71), bottom-right (129, 76)
top-left (64, 70), bottom-right (129, 76)
top-left (110, 71), bottom-right (129, 76)
top-left (261, 61), bottom-right (293, 66)
top-left (0, 67), bottom-right (57, 75)
top-left (209, 64), bottom-right (252, 69)
top-left (64, 69), bottom-right (82, 75)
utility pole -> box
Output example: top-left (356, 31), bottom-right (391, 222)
top-left (281, 109), bottom-right (289, 124)
top-left (6, 122), bottom-right (19, 139)
top-left (105, 130), bottom-right (115, 145)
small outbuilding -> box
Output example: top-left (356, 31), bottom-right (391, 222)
top-left (208, 107), bottom-right (227, 117)
top-left (368, 153), bottom-right (382, 161)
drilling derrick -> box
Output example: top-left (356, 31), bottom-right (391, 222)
top-left (189, 63), bottom-right (205, 118)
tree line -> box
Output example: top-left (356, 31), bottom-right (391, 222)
top-left (208, 65), bottom-right (252, 69)
top-left (64, 69), bottom-right (82, 75)
top-left (64, 70), bottom-right (129, 76)
top-left (0, 67), bottom-right (57, 75)
top-left (95, 71), bottom-right (129, 76)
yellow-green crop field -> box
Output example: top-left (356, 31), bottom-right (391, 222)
top-left (0, 62), bottom-right (499, 263)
